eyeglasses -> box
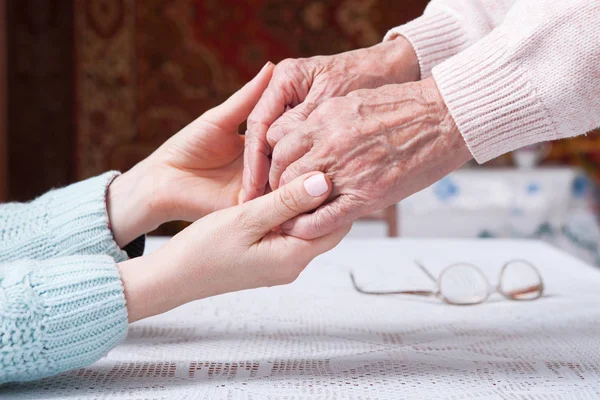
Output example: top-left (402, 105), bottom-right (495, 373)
top-left (350, 259), bottom-right (544, 305)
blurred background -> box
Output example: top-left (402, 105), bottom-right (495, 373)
top-left (1, 0), bottom-right (600, 261)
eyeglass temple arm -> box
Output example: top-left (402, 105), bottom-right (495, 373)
top-left (413, 259), bottom-right (437, 283)
top-left (349, 273), bottom-right (436, 297)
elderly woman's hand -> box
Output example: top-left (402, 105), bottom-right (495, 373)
top-left (117, 172), bottom-right (350, 322)
top-left (268, 78), bottom-right (472, 239)
top-left (107, 63), bottom-right (275, 246)
top-left (242, 37), bottom-right (419, 202)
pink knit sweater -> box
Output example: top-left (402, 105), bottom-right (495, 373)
top-left (386, 0), bottom-right (600, 163)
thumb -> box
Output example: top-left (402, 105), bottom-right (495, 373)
top-left (240, 172), bottom-right (332, 240)
top-left (202, 62), bottom-right (275, 130)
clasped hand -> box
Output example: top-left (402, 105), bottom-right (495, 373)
top-left (112, 63), bottom-right (349, 323)
top-left (243, 42), bottom-right (472, 239)
top-left (115, 40), bottom-right (472, 323)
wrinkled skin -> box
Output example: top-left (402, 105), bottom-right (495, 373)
top-left (269, 78), bottom-right (473, 239)
top-left (242, 38), bottom-right (420, 201)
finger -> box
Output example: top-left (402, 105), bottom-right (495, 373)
top-left (301, 222), bottom-right (352, 257)
top-left (202, 62), bottom-right (275, 130)
top-left (269, 132), bottom-right (312, 191)
top-left (279, 156), bottom-right (317, 188)
top-left (255, 222), bottom-right (351, 286)
top-left (274, 222), bottom-right (352, 266)
top-left (243, 60), bottom-right (309, 202)
top-left (242, 137), bottom-right (271, 201)
top-left (241, 172), bottom-right (332, 239)
top-left (280, 195), bottom-right (359, 240)
top-left (266, 101), bottom-right (317, 148)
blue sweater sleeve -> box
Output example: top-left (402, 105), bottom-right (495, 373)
top-left (0, 256), bottom-right (129, 384)
top-left (0, 172), bottom-right (131, 264)
top-left (0, 172), bottom-right (149, 383)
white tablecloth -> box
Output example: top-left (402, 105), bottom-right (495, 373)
top-left (4, 238), bottom-right (600, 399)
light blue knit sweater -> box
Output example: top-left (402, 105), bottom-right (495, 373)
top-left (0, 172), bottom-right (137, 384)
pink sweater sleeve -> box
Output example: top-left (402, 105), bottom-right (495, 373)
top-left (384, 0), bottom-right (517, 79)
top-left (432, 1), bottom-right (600, 163)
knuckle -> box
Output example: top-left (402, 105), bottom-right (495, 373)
top-left (279, 158), bottom-right (310, 186)
top-left (316, 206), bottom-right (337, 229)
top-left (271, 140), bottom-right (302, 170)
top-left (279, 171), bottom-right (291, 187)
top-left (246, 116), bottom-right (269, 136)
top-left (315, 97), bottom-right (347, 117)
top-left (266, 126), bottom-right (287, 145)
top-left (244, 129), bottom-right (263, 145)
top-left (280, 160), bottom-right (298, 180)
top-left (305, 206), bottom-right (338, 238)
top-left (270, 151), bottom-right (285, 174)
top-left (274, 58), bottom-right (302, 79)
top-left (272, 108), bottom-right (300, 127)
top-left (246, 116), bottom-right (259, 129)
top-left (275, 187), bottom-right (303, 215)
top-left (232, 208), bottom-right (262, 233)
top-left (315, 99), bottom-right (337, 115)
top-left (276, 58), bottom-right (296, 70)
top-left (280, 166), bottom-right (299, 187)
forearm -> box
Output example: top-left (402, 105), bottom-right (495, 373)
top-left (117, 239), bottom-right (221, 323)
top-left (385, 0), bottom-right (517, 79)
top-left (117, 254), bottom-right (175, 324)
top-left (0, 256), bottom-right (128, 383)
top-left (432, 0), bottom-right (600, 163)
top-left (0, 172), bottom-right (133, 263)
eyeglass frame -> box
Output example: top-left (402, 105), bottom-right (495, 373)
top-left (350, 259), bottom-right (545, 305)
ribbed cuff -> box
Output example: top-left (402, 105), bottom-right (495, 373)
top-left (384, 10), bottom-right (468, 79)
top-left (47, 172), bottom-right (130, 262)
top-left (432, 31), bottom-right (558, 163)
top-left (1, 256), bottom-right (128, 382)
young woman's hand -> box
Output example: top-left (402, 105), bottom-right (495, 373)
top-left (117, 172), bottom-right (351, 322)
top-left (107, 63), bottom-right (275, 246)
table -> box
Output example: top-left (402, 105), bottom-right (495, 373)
top-left (5, 238), bottom-right (600, 399)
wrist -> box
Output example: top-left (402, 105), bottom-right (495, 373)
top-left (107, 163), bottom-right (159, 248)
top-left (118, 254), bottom-right (170, 322)
top-left (117, 238), bottom-right (220, 322)
top-left (419, 77), bottom-right (472, 164)
top-left (359, 36), bottom-right (420, 85)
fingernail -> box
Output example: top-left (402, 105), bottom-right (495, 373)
top-left (262, 61), bottom-right (273, 70)
top-left (303, 174), bottom-right (328, 197)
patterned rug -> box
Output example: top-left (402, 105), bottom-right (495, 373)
top-left (73, 0), bottom-right (427, 179)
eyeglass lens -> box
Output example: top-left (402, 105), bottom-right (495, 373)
top-left (499, 260), bottom-right (543, 300)
top-left (438, 264), bottom-right (490, 305)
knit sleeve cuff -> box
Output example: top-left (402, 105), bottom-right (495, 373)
top-left (46, 172), bottom-right (130, 262)
top-left (432, 30), bottom-right (558, 164)
top-left (384, 10), bottom-right (469, 79)
top-left (0, 256), bottom-right (128, 383)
